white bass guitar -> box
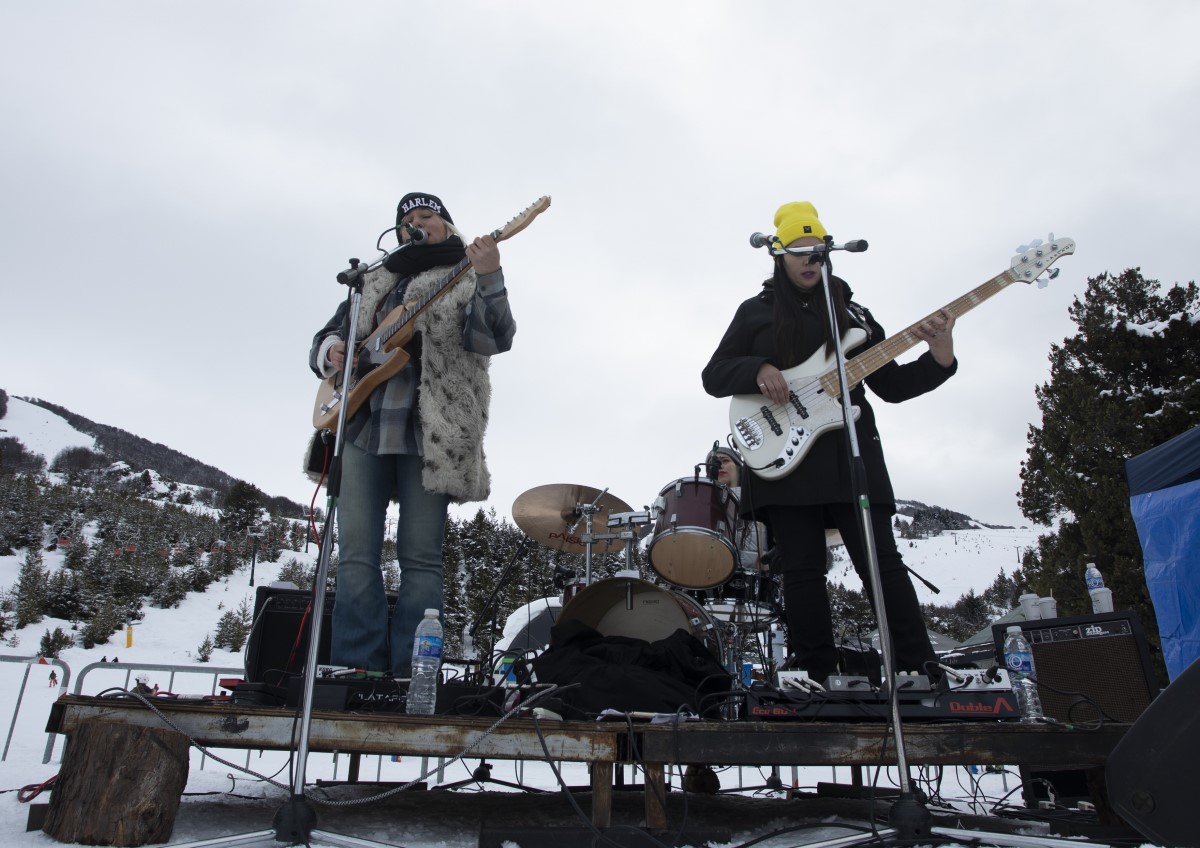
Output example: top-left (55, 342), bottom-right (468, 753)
top-left (728, 235), bottom-right (1075, 481)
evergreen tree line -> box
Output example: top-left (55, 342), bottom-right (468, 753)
top-left (0, 456), bottom-right (306, 656)
top-left (11, 395), bottom-right (308, 519)
top-left (0, 442), bottom-right (1029, 669)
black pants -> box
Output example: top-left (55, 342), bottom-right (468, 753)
top-left (765, 502), bottom-right (936, 682)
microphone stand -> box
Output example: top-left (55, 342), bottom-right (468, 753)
top-left (769, 235), bottom-right (932, 841)
top-left (469, 536), bottom-right (535, 683)
top-left (175, 241), bottom-right (424, 848)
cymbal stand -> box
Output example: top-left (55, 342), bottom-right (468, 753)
top-left (570, 488), bottom-right (610, 585)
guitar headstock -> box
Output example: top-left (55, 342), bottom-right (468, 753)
top-left (491, 196), bottom-right (552, 242)
top-left (1011, 233), bottom-right (1075, 288)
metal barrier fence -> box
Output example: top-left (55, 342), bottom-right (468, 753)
top-left (2, 656), bottom-right (442, 783)
top-left (0, 654), bottom-right (242, 764)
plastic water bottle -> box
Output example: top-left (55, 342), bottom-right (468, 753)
top-left (406, 609), bottom-right (443, 715)
top-left (1085, 562), bottom-right (1104, 591)
top-left (1003, 625), bottom-right (1043, 722)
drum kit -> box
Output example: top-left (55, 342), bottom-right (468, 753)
top-left (510, 474), bottom-right (785, 680)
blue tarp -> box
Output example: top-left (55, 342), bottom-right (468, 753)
top-left (1127, 426), bottom-right (1200, 681)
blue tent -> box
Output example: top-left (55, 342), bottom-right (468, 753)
top-left (1126, 425), bottom-right (1200, 680)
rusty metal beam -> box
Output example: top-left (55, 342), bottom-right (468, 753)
top-left (47, 696), bottom-right (619, 761)
top-left (633, 720), bottom-right (1129, 768)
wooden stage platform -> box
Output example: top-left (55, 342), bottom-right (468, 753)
top-left (42, 693), bottom-right (1132, 843)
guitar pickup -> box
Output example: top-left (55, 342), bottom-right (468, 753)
top-left (788, 392), bottom-right (809, 419)
top-left (760, 406), bottom-right (783, 436)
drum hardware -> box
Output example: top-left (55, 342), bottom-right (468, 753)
top-left (511, 483), bottom-right (635, 585)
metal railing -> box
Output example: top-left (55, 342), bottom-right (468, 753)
top-left (1, 654), bottom-right (242, 764)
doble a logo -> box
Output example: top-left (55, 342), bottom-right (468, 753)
top-left (948, 696), bottom-right (1014, 715)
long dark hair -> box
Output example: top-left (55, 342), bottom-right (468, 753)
top-left (769, 258), bottom-right (852, 369)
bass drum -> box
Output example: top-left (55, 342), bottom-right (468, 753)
top-left (555, 577), bottom-right (729, 671)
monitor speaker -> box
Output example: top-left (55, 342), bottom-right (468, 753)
top-left (991, 610), bottom-right (1159, 724)
top-left (1106, 655), bottom-right (1200, 847)
top-left (243, 586), bottom-right (396, 686)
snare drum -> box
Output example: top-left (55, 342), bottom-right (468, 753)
top-left (561, 579), bottom-right (588, 605)
top-left (696, 568), bottom-right (780, 632)
top-left (647, 477), bottom-right (738, 589)
top-left (555, 577), bottom-right (729, 670)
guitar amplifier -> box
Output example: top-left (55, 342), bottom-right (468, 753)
top-left (243, 587), bottom-right (397, 687)
top-left (991, 610), bottom-right (1159, 724)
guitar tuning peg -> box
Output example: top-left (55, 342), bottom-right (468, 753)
top-left (1027, 238), bottom-right (1044, 248)
top-left (1036, 268), bottom-right (1060, 289)
top-left (1046, 232), bottom-right (1055, 242)
top-left (1015, 243), bottom-right (1030, 253)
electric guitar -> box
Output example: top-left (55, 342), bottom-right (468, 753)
top-left (728, 235), bottom-right (1075, 481)
top-left (312, 196), bottom-right (551, 432)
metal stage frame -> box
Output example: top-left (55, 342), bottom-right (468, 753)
top-left (45, 694), bottom-right (1130, 834)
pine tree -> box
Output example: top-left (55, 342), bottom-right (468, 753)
top-left (0, 473), bottom-right (44, 554)
top-left (44, 567), bottom-right (86, 620)
top-left (15, 547), bottom-right (48, 628)
top-left (1019, 268), bottom-right (1199, 679)
top-left (828, 582), bottom-right (875, 639)
top-left (221, 480), bottom-right (265, 537)
top-left (39, 626), bottom-right (75, 657)
top-left (213, 597), bottom-right (254, 652)
top-left (79, 598), bottom-right (122, 648)
top-left (275, 556), bottom-right (313, 589)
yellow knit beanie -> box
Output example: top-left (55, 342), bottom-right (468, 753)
top-left (774, 201), bottom-right (827, 246)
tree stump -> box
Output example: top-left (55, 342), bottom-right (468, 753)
top-left (42, 717), bottom-right (190, 846)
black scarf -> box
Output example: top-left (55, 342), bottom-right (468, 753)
top-left (383, 235), bottom-right (467, 277)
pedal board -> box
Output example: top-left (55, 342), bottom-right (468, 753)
top-left (278, 676), bottom-right (510, 716)
top-left (746, 681), bottom-right (1019, 721)
top-left (286, 675), bottom-right (409, 712)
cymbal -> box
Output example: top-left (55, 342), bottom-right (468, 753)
top-left (512, 484), bottom-right (635, 554)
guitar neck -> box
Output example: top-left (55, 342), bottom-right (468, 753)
top-left (376, 256), bottom-right (473, 346)
top-left (822, 268), bottom-right (1021, 394)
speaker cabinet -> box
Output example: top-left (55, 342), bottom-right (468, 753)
top-left (243, 586), bottom-right (396, 686)
top-left (991, 611), bottom-right (1159, 724)
top-left (1106, 655), bottom-right (1200, 847)
top-left (243, 587), bottom-right (332, 686)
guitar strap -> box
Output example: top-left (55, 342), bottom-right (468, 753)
top-left (846, 301), bottom-right (872, 335)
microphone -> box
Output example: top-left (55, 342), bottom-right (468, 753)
top-left (749, 232), bottom-right (776, 249)
top-left (705, 440), bottom-right (721, 479)
top-left (768, 239), bottom-right (870, 256)
top-left (403, 224), bottom-right (427, 244)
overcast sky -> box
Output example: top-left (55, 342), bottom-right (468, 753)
top-left (2, 1), bottom-right (1197, 531)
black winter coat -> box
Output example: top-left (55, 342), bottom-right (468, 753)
top-left (701, 276), bottom-right (956, 516)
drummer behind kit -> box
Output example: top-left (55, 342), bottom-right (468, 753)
top-left (508, 474), bottom-right (784, 716)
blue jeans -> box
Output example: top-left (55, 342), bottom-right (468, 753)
top-left (331, 443), bottom-right (450, 678)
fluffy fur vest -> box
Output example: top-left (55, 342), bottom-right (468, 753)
top-left (355, 263), bottom-right (492, 504)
